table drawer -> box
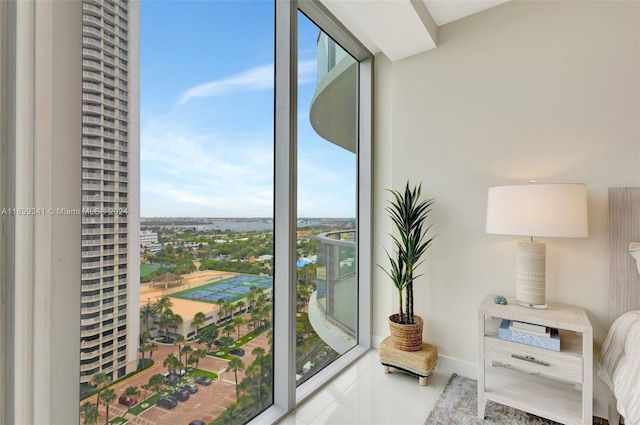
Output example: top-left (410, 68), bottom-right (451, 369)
top-left (485, 337), bottom-right (583, 383)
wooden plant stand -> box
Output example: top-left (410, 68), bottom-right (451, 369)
top-left (379, 336), bottom-right (438, 385)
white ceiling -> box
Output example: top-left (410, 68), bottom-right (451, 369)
top-left (319, 0), bottom-right (510, 61)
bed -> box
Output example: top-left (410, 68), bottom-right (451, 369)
top-left (598, 188), bottom-right (640, 425)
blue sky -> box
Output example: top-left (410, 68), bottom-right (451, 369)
top-left (140, 1), bottom-right (357, 218)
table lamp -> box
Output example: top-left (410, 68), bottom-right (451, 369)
top-left (486, 183), bottom-right (588, 308)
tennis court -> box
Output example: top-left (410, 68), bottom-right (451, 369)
top-left (171, 274), bottom-right (272, 304)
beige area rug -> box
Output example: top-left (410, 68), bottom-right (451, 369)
top-left (425, 374), bottom-right (608, 425)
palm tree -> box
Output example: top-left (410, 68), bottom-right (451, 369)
top-left (139, 330), bottom-right (151, 346)
top-left (163, 353), bottom-right (180, 375)
top-left (223, 301), bottom-right (234, 321)
top-left (224, 322), bottom-right (235, 338)
top-left (236, 300), bottom-right (246, 315)
top-left (216, 297), bottom-right (226, 321)
top-left (153, 296), bottom-right (173, 318)
top-left (252, 346), bottom-right (266, 404)
top-left (140, 304), bottom-right (156, 333)
top-left (226, 356), bottom-right (245, 401)
top-left (140, 383), bottom-right (150, 400)
top-left (158, 307), bottom-right (176, 338)
top-left (192, 311), bottom-right (206, 337)
top-left (249, 311), bottom-right (260, 331)
top-left (100, 387), bottom-right (116, 425)
top-left (174, 334), bottom-right (186, 363)
top-left (148, 341), bottom-right (159, 359)
top-left (80, 401), bottom-right (99, 425)
top-left (122, 386), bottom-right (141, 413)
top-left (246, 287), bottom-right (257, 310)
top-left (138, 344), bottom-right (148, 361)
top-left (181, 345), bottom-right (193, 369)
top-left (89, 372), bottom-right (110, 408)
top-left (191, 348), bottom-right (207, 370)
top-left (233, 316), bottom-right (244, 340)
top-left (171, 313), bottom-right (183, 335)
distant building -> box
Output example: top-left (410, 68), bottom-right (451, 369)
top-left (140, 230), bottom-right (158, 247)
top-left (80, 0), bottom-right (140, 385)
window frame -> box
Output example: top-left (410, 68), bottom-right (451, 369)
top-left (2, 0), bottom-right (372, 423)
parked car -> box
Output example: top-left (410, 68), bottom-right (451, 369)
top-left (170, 388), bottom-right (190, 402)
top-left (118, 396), bottom-right (138, 407)
top-left (189, 421), bottom-right (206, 425)
top-left (157, 395), bottom-right (177, 409)
top-left (164, 373), bottom-right (179, 386)
top-left (195, 376), bottom-right (212, 386)
top-left (182, 382), bottom-right (198, 394)
top-left (229, 348), bottom-right (245, 357)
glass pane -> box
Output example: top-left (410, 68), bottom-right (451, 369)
top-left (79, 1), bottom-right (274, 424)
top-left (296, 12), bottom-right (358, 386)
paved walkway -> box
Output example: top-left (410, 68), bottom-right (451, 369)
top-left (82, 320), bottom-right (270, 425)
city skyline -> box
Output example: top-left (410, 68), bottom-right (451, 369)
top-left (140, 2), bottom-right (357, 218)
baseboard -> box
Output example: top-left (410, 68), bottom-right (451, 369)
top-left (433, 354), bottom-right (477, 380)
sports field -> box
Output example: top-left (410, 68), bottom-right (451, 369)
top-left (170, 274), bottom-right (272, 304)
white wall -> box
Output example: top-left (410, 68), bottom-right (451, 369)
top-left (373, 0), bottom-right (640, 374)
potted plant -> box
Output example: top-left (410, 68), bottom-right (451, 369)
top-left (381, 181), bottom-right (435, 351)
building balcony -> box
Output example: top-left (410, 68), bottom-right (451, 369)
top-left (309, 33), bottom-right (358, 154)
top-left (307, 230), bottom-right (357, 355)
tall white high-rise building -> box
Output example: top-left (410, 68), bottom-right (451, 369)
top-left (80, 0), bottom-right (140, 385)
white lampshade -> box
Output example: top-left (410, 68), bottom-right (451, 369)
top-left (486, 183), bottom-right (588, 238)
top-left (486, 183), bottom-right (588, 308)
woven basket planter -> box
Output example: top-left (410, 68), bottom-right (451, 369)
top-left (388, 314), bottom-right (424, 352)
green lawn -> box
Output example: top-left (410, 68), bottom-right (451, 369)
top-left (207, 326), bottom-right (269, 360)
top-left (140, 264), bottom-right (161, 278)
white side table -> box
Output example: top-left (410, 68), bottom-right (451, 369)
top-left (478, 294), bottom-right (593, 425)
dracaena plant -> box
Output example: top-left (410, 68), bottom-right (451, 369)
top-left (381, 181), bottom-right (435, 325)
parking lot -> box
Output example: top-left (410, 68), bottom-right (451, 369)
top-left (139, 332), bottom-right (269, 424)
top-left (83, 325), bottom-right (270, 425)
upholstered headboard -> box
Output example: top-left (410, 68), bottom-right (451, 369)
top-left (608, 188), bottom-right (640, 323)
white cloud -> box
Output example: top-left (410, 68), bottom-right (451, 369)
top-left (177, 60), bottom-right (317, 105)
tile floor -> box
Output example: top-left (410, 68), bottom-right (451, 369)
top-left (279, 350), bottom-right (450, 425)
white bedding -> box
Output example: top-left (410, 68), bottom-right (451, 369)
top-left (599, 310), bottom-right (640, 425)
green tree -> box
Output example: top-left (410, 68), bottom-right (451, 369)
top-left (224, 322), bottom-right (235, 338)
top-left (198, 325), bottom-right (219, 352)
top-left (192, 311), bottom-right (206, 337)
top-left (174, 334), bottom-right (186, 363)
top-left (232, 316), bottom-right (245, 340)
top-left (163, 353), bottom-right (181, 375)
top-left (140, 383), bottom-right (150, 400)
top-left (148, 373), bottom-right (165, 393)
top-left (191, 348), bottom-right (207, 370)
top-left (252, 346), bottom-right (266, 404)
top-left (171, 313), bottom-right (184, 335)
top-left (181, 345), bottom-right (193, 368)
top-left (223, 301), bottom-right (234, 322)
top-left (153, 296), bottom-right (173, 319)
top-left (89, 372), bottom-right (110, 408)
top-left (226, 356), bottom-right (245, 401)
top-left (100, 387), bottom-right (116, 425)
top-left (121, 386), bottom-right (141, 413)
top-left (140, 304), bottom-right (156, 333)
top-left (148, 341), bottom-right (159, 359)
top-left (216, 297), bottom-right (226, 322)
top-left (80, 401), bottom-right (99, 425)
top-left (236, 300), bottom-right (246, 315)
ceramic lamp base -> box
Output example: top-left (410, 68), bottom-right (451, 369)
top-left (516, 240), bottom-right (547, 308)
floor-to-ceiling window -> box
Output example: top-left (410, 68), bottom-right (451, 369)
top-left (295, 12), bottom-right (359, 386)
top-left (3, 1), bottom-right (371, 424)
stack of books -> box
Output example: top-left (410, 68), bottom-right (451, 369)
top-left (498, 319), bottom-right (560, 351)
